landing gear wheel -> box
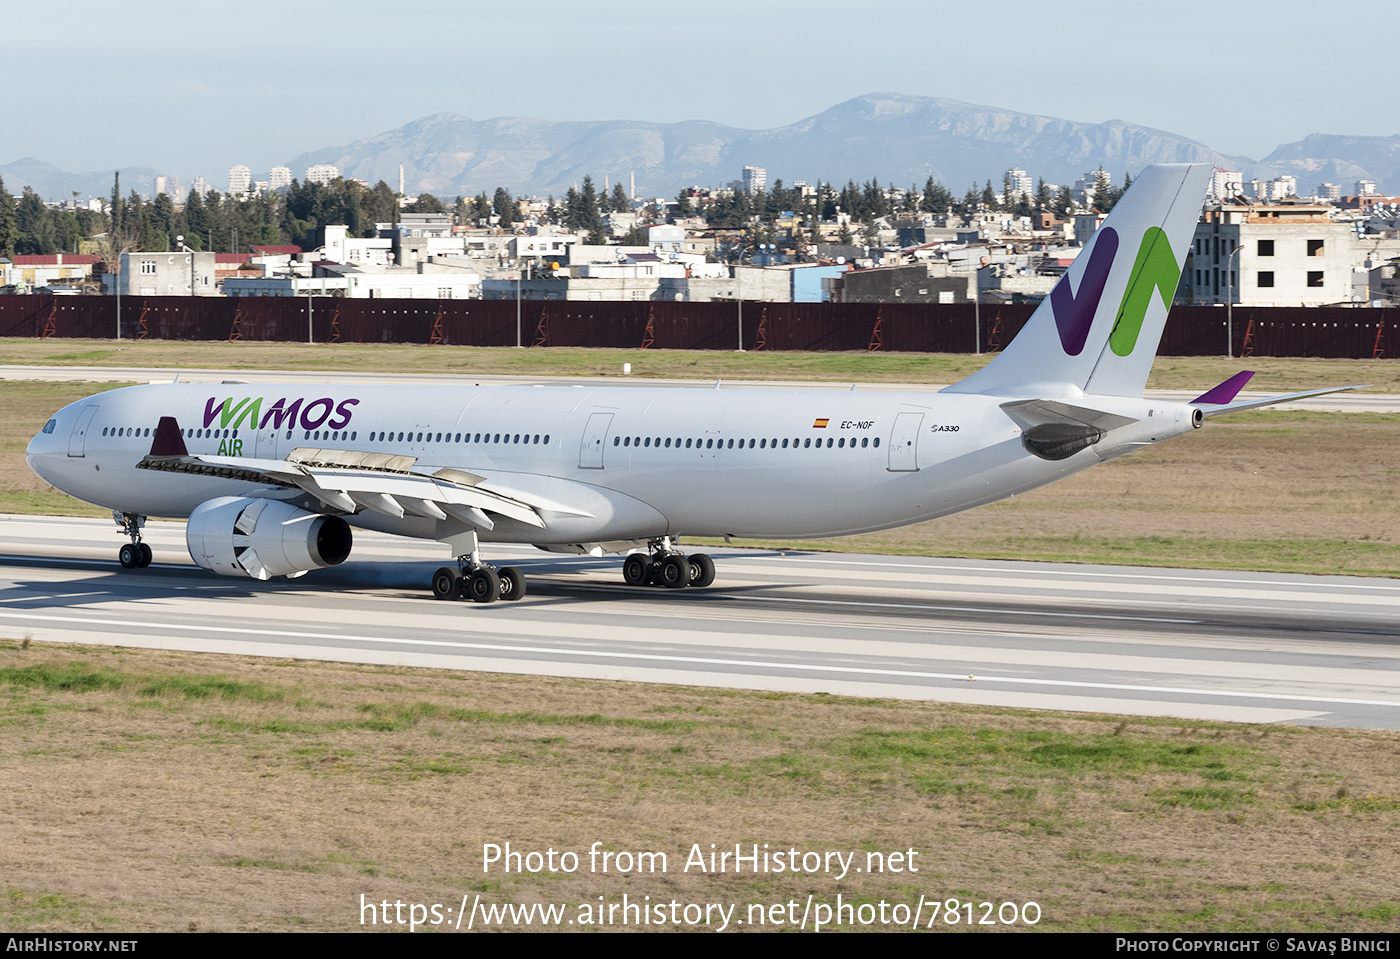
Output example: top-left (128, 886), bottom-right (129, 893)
top-left (660, 555), bottom-right (690, 589)
top-left (687, 553), bottom-right (715, 588)
top-left (119, 543), bottom-right (141, 569)
top-left (139, 544), bottom-right (153, 567)
top-left (431, 566), bottom-right (461, 601)
top-left (622, 554), bottom-right (649, 587)
top-left (497, 567), bottom-right (527, 602)
top-left (467, 568), bottom-right (500, 604)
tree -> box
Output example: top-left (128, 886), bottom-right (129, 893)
top-left (16, 187), bottom-right (57, 254)
top-left (1092, 168), bottom-right (1114, 212)
top-left (610, 182), bottom-right (629, 213)
top-left (0, 176), bottom-right (17, 257)
top-left (579, 176), bottom-right (604, 236)
top-left (923, 177), bottom-right (952, 214)
top-left (407, 192), bottom-right (444, 214)
top-left (492, 187), bottom-right (518, 226)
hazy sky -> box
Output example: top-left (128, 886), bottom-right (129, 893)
top-left (5, 0), bottom-right (1395, 184)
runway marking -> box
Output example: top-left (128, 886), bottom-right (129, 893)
top-left (2, 609), bottom-right (1397, 711)
top-left (708, 593), bottom-right (1201, 624)
top-left (745, 557), bottom-right (1400, 592)
top-left (0, 556), bottom-right (1197, 623)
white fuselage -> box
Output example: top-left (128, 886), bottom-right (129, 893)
top-left (26, 380), bottom-right (1198, 547)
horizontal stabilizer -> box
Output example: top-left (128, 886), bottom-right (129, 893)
top-left (1195, 385), bottom-right (1369, 418)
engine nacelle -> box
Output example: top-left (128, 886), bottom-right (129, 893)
top-left (187, 496), bottom-right (352, 580)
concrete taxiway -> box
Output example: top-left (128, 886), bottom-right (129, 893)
top-left (2, 514), bottom-right (1397, 730)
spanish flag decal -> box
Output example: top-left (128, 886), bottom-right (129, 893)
top-left (812, 418), bottom-right (829, 428)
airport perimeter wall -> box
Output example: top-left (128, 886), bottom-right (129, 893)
top-left (0, 297), bottom-right (1393, 358)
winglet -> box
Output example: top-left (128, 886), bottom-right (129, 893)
top-left (149, 416), bottom-right (189, 457)
top-left (1191, 371), bottom-right (1255, 405)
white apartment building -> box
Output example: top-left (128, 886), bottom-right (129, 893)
top-left (269, 166), bottom-right (292, 190)
top-left (1005, 168), bottom-right (1033, 197)
top-left (1209, 169), bottom-right (1243, 202)
top-left (115, 251), bottom-right (218, 296)
top-left (228, 165), bottom-right (251, 195)
top-left (1188, 204), bottom-right (1359, 306)
top-left (306, 164), bottom-right (340, 185)
top-left (743, 166), bottom-right (766, 195)
top-left (1265, 176), bottom-right (1299, 201)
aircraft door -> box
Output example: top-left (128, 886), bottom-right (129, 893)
top-left (579, 412), bottom-right (613, 469)
top-left (887, 411), bottom-right (923, 472)
top-left (67, 406), bottom-right (98, 457)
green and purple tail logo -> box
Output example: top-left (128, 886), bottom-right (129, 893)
top-left (1053, 226), bottom-right (1180, 357)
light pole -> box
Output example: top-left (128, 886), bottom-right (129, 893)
top-left (1226, 242), bottom-right (1243, 357)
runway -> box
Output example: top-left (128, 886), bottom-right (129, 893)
top-left (3, 514), bottom-right (1398, 730)
top-left (2, 364), bottom-right (1395, 412)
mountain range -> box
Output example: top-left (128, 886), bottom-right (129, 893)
top-left (6, 93), bottom-right (1399, 202)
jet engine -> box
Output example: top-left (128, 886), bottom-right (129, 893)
top-left (186, 496), bottom-right (352, 580)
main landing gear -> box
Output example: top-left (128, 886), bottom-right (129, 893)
top-left (116, 511), bottom-right (153, 569)
top-left (622, 538), bottom-right (715, 590)
top-left (431, 530), bottom-right (525, 604)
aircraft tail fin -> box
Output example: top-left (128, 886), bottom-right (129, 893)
top-left (944, 163), bottom-right (1213, 400)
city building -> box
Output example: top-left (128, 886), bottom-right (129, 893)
top-left (1209, 169), bottom-right (1243, 202)
top-left (113, 251), bottom-right (218, 296)
top-left (1005, 168), bottom-right (1033, 198)
top-left (1187, 203), bottom-right (1358, 306)
top-left (742, 166), bottom-right (766, 195)
top-left (306, 164), bottom-right (340, 185)
top-left (269, 166), bottom-right (292, 190)
top-left (3, 254), bottom-right (102, 290)
top-left (228, 165), bottom-right (252, 195)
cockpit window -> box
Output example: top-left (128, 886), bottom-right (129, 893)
top-left (41, 419), bottom-right (56, 434)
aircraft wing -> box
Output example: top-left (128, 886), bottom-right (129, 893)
top-left (137, 419), bottom-right (546, 530)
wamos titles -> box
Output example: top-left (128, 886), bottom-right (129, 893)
top-left (202, 394), bottom-right (361, 432)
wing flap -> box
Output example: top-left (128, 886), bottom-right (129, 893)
top-left (139, 447), bottom-right (546, 529)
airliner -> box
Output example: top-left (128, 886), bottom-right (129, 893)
top-left (24, 164), bottom-right (1357, 603)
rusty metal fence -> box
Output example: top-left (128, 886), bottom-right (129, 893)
top-left (0, 297), bottom-right (1393, 357)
